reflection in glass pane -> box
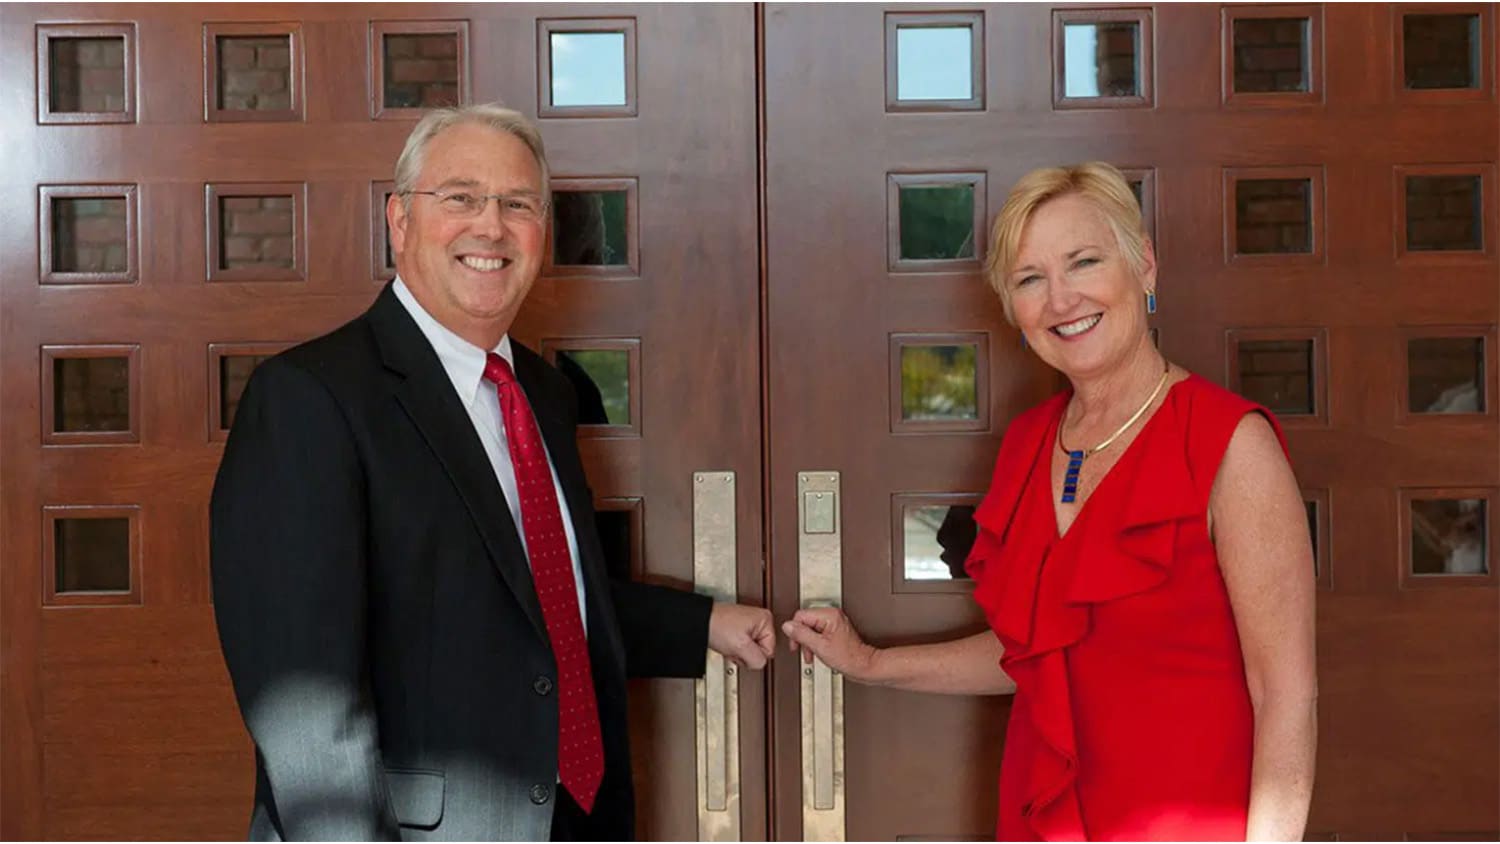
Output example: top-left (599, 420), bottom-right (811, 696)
top-left (1063, 22), bottom-right (1139, 98)
top-left (1409, 337), bottom-right (1485, 414)
top-left (899, 183), bottom-right (975, 261)
top-left (1232, 18), bottom-right (1309, 93)
top-left (594, 507), bottom-right (633, 580)
top-left (896, 26), bottom-right (973, 101)
top-left (1403, 14), bottom-right (1480, 90)
top-left (55, 517), bottom-right (130, 592)
top-left (54, 356), bottom-right (130, 433)
top-left (1411, 498), bottom-right (1488, 575)
top-left (49, 37), bottom-right (127, 113)
top-left (556, 349), bottom-right (629, 425)
top-left (383, 33), bottom-right (460, 109)
top-left (217, 36), bottom-right (292, 111)
top-left (550, 32), bottom-right (627, 107)
top-left (52, 197), bottom-right (128, 273)
top-left (1406, 175), bottom-right (1482, 252)
top-left (903, 504), bottom-right (976, 581)
top-left (220, 195), bottom-right (295, 270)
top-left (901, 344), bottom-right (978, 421)
top-left (553, 191), bottom-right (628, 265)
top-left (1238, 339), bottom-right (1313, 416)
top-left (383, 192), bottom-right (395, 269)
top-left (221, 354), bottom-right (274, 430)
top-left (1235, 178), bottom-right (1312, 254)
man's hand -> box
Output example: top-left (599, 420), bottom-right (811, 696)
top-left (707, 603), bottom-right (776, 669)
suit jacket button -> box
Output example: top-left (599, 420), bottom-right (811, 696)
top-left (533, 675), bottom-right (554, 696)
top-left (530, 783), bottom-right (551, 805)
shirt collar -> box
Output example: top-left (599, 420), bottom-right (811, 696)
top-left (392, 276), bottom-right (514, 407)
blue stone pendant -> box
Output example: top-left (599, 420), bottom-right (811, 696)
top-left (1146, 290), bottom-right (1157, 314)
top-left (1062, 450), bottom-right (1083, 503)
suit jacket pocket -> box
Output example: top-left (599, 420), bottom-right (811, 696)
top-left (385, 768), bottom-right (445, 830)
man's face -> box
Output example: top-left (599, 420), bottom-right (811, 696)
top-left (388, 122), bottom-right (548, 347)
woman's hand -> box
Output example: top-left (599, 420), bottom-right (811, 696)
top-left (781, 607), bottom-right (882, 683)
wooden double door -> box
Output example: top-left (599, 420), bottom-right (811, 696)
top-left (3, 3), bottom-right (1496, 840)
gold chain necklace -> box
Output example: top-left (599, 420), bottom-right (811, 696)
top-left (1058, 362), bottom-right (1171, 504)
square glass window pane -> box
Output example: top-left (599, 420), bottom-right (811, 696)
top-left (1238, 339), bottom-right (1314, 415)
top-left (1404, 14), bottom-right (1480, 90)
top-left (1236, 178), bottom-right (1312, 254)
top-left (48, 36), bottom-right (127, 113)
top-left (1063, 22), bottom-right (1140, 97)
top-left (1406, 175), bottom-right (1483, 252)
top-left (383, 191), bottom-right (395, 269)
top-left (901, 344), bottom-right (978, 421)
top-left (1232, 18), bottom-right (1310, 93)
top-left (903, 504), bottom-right (975, 581)
top-left (556, 349), bottom-right (629, 425)
top-left (383, 33), bottom-right (460, 109)
top-left (219, 195), bottom-right (295, 270)
top-left (553, 190), bottom-right (629, 265)
top-left (1409, 337), bottom-right (1485, 414)
top-left (1305, 499), bottom-right (1319, 577)
top-left (549, 32), bottom-right (627, 107)
top-left (895, 26), bottom-right (973, 101)
top-left (899, 183), bottom-right (976, 261)
top-left (53, 356), bottom-right (130, 433)
top-left (220, 354), bottom-right (274, 430)
top-left (51, 196), bottom-right (128, 273)
top-left (54, 517), bottom-right (131, 592)
top-left (217, 35), bottom-right (292, 111)
top-left (1411, 498), bottom-right (1488, 575)
top-left (593, 507), bottom-right (634, 580)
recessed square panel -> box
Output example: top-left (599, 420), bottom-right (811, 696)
top-left (1408, 336), bottom-right (1485, 414)
top-left (209, 343), bottom-right (289, 441)
top-left (553, 190), bottom-right (629, 266)
top-left (40, 185), bottom-right (138, 284)
top-left (43, 505), bottom-right (141, 606)
top-left (1235, 338), bottom-right (1315, 416)
top-left (1232, 17), bottom-right (1310, 93)
top-left (1410, 497), bottom-right (1488, 575)
top-left (888, 173), bottom-right (986, 273)
top-left (538, 19), bottom-right (637, 118)
top-left (55, 517), bottom-right (131, 592)
top-left (899, 183), bottom-right (976, 261)
top-left (885, 13), bottom-right (984, 111)
top-left (550, 32), bottom-right (627, 107)
top-left (42, 346), bottom-right (140, 445)
top-left (893, 495), bottom-right (983, 591)
top-left (38, 25), bottom-right (135, 124)
top-left (542, 338), bottom-right (641, 437)
top-left (1054, 9), bottom-right (1153, 108)
top-left (1405, 174), bottom-right (1483, 252)
top-left (1119, 167), bottom-right (1157, 240)
top-left (207, 183), bottom-right (306, 282)
top-left (1235, 178), bottom-right (1312, 254)
top-left (1403, 13), bottom-right (1480, 90)
top-left (207, 24), bottom-right (303, 122)
top-left (593, 497), bottom-right (643, 580)
top-left (370, 21), bottom-right (470, 119)
top-left (371, 180), bottom-right (396, 281)
top-left (891, 333), bottom-right (990, 433)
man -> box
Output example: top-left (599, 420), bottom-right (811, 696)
top-left (210, 104), bottom-right (775, 841)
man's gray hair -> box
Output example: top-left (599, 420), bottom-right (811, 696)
top-left (393, 103), bottom-right (550, 203)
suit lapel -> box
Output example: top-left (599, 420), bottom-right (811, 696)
top-left (365, 285), bottom-right (548, 641)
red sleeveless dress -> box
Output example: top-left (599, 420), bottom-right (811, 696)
top-left (966, 374), bottom-right (1286, 841)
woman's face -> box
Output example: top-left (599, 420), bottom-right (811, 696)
top-left (1007, 193), bottom-right (1156, 382)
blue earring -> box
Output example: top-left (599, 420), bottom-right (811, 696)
top-left (1146, 290), bottom-right (1157, 315)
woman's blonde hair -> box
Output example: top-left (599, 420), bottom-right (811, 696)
top-left (983, 162), bottom-right (1149, 325)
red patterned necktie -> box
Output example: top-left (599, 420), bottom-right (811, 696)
top-left (483, 352), bottom-right (604, 813)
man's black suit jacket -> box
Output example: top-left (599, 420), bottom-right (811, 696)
top-left (210, 283), bottom-right (712, 841)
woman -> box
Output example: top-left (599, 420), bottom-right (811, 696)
top-left (783, 163), bottom-right (1317, 841)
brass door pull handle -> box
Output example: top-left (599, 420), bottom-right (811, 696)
top-left (694, 471), bottom-right (740, 840)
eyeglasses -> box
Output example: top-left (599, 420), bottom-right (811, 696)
top-left (402, 189), bottom-right (549, 222)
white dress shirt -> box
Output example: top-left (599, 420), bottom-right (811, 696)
top-left (393, 277), bottom-right (588, 629)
